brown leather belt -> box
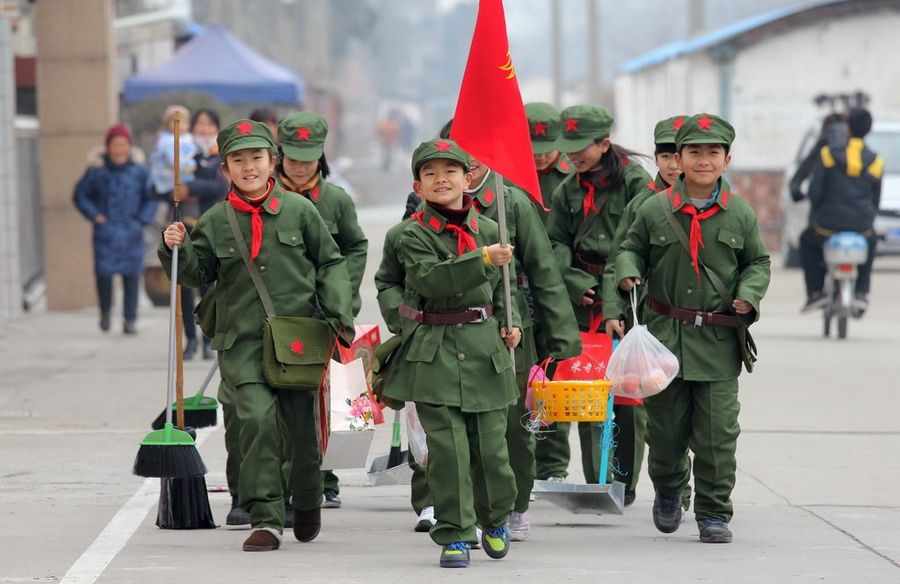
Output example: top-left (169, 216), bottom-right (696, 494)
top-left (398, 304), bottom-right (494, 325)
top-left (575, 253), bottom-right (606, 275)
top-left (647, 298), bottom-right (742, 328)
top-left (517, 274), bottom-right (530, 288)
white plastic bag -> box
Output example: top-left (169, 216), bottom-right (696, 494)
top-left (606, 289), bottom-right (679, 399)
top-left (404, 402), bottom-right (429, 467)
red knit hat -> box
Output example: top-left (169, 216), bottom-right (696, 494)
top-left (105, 124), bottom-right (132, 145)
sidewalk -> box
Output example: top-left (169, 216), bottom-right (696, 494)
top-left (1, 248), bottom-right (899, 582)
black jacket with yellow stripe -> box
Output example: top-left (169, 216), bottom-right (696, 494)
top-left (808, 137), bottom-right (883, 233)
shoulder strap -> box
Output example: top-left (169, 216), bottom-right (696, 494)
top-left (657, 192), bottom-right (734, 308)
top-left (225, 204), bottom-right (277, 318)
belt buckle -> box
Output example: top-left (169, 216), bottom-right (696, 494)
top-left (468, 306), bottom-right (488, 323)
top-left (694, 313), bottom-right (704, 327)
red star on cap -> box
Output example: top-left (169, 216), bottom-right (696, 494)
top-left (697, 115), bottom-right (713, 131)
top-left (290, 339), bottom-right (304, 355)
top-left (563, 118), bottom-right (579, 133)
top-left (533, 121), bottom-right (548, 136)
top-left (295, 126), bottom-right (312, 140)
top-left (236, 120), bottom-right (254, 135)
top-left (672, 117), bottom-right (685, 130)
top-left (435, 141), bottom-right (452, 152)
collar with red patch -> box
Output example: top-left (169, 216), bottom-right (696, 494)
top-left (556, 156), bottom-right (573, 174)
top-left (666, 177), bottom-right (732, 211)
top-left (649, 173), bottom-right (669, 193)
top-left (415, 203), bottom-right (481, 236)
top-left (262, 182), bottom-right (284, 215)
top-left (472, 181), bottom-right (498, 210)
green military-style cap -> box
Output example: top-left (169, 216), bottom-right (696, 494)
top-left (217, 119), bottom-right (276, 159)
top-left (676, 113), bottom-right (735, 147)
top-left (525, 102), bottom-right (562, 154)
top-left (654, 115), bottom-right (688, 145)
top-left (411, 138), bottom-right (470, 179)
top-left (278, 112), bottom-right (328, 162)
top-left (557, 105), bottom-right (613, 153)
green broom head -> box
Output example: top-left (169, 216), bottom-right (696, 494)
top-left (151, 395), bottom-right (219, 430)
top-left (133, 423), bottom-right (207, 478)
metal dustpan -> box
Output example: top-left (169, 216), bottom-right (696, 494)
top-left (532, 479), bottom-right (625, 515)
top-left (367, 450), bottom-right (412, 486)
top-left (532, 392), bottom-right (624, 515)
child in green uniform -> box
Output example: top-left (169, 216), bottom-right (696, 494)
top-left (615, 113), bottom-right (770, 543)
top-left (546, 105), bottom-right (652, 487)
top-left (160, 119), bottom-right (354, 552)
top-left (524, 102), bottom-right (579, 483)
top-left (600, 115), bottom-right (686, 506)
top-left (384, 138), bottom-right (521, 568)
top-left (276, 111), bottom-right (368, 508)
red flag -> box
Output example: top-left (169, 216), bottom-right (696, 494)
top-left (451, 0), bottom-right (543, 208)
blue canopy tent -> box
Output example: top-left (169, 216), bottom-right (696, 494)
top-left (123, 25), bottom-right (304, 104)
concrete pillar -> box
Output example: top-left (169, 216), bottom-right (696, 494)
top-left (0, 17), bottom-right (23, 327)
top-left (35, 0), bottom-right (118, 310)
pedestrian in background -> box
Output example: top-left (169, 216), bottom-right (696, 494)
top-left (73, 123), bottom-right (158, 334)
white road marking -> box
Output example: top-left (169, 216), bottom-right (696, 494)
top-left (58, 429), bottom-right (215, 584)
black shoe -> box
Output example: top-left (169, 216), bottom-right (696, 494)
top-left (652, 491), bottom-right (683, 534)
top-left (284, 502), bottom-right (294, 528)
top-left (698, 518), bottom-right (733, 543)
top-left (801, 292), bottom-right (829, 313)
top-left (852, 294), bottom-right (869, 318)
top-left (226, 496), bottom-right (250, 526)
top-left (183, 338), bottom-right (198, 360)
top-left (202, 340), bottom-right (215, 360)
top-left (100, 313), bottom-right (111, 332)
top-left (123, 321), bottom-right (137, 335)
top-left (323, 489), bottom-right (342, 508)
top-left (624, 490), bottom-right (636, 507)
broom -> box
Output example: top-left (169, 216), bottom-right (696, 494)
top-left (156, 280), bottom-right (215, 529)
top-left (151, 361), bottom-right (219, 430)
top-left (133, 110), bottom-right (205, 480)
top-left (386, 409), bottom-right (404, 468)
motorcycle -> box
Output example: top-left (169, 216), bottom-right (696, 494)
top-left (822, 232), bottom-right (869, 339)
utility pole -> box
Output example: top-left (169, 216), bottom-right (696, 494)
top-left (688, 0), bottom-right (706, 37)
top-left (552, 0), bottom-right (562, 107)
top-left (586, 0), bottom-right (599, 103)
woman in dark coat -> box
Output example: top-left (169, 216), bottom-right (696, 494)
top-left (73, 124), bottom-right (157, 334)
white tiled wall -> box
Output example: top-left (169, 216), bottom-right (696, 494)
top-left (0, 17), bottom-right (22, 329)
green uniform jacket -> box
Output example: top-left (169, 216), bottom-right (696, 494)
top-left (547, 160), bottom-right (652, 328)
top-left (278, 174), bottom-right (368, 316)
top-left (383, 204), bottom-right (521, 412)
top-left (602, 172), bottom-right (669, 321)
top-left (534, 155), bottom-right (574, 227)
top-left (615, 178), bottom-right (771, 382)
top-left (374, 219), bottom-right (411, 335)
top-left (158, 185), bottom-right (355, 387)
top-left (469, 173), bottom-right (581, 370)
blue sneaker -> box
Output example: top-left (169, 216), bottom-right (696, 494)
top-left (439, 542), bottom-right (470, 568)
top-left (697, 518), bottom-right (732, 543)
top-left (653, 491), bottom-right (683, 534)
top-left (482, 526), bottom-right (510, 559)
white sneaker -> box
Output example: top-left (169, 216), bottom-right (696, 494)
top-left (414, 506), bottom-right (435, 532)
top-left (509, 511), bottom-right (530, 541)
top-left (471, 526), bottom-right (483, 549)
top-left (546, 476), bottom-right (567, 483)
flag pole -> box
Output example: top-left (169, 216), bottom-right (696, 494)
top-left (493, 171), bottom-right (515, 362)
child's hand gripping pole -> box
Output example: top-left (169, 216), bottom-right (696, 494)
top-left (493, 172), bottom-right (515, 362)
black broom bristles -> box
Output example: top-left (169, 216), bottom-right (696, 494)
top-left (133, 443), bottom-right (207, 479)
top-left (157, 476), bottom-right (217, 529)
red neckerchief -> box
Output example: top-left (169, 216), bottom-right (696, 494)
top-left (227, 179), bottom-right (274, 260)
top-left (410, 198), bottom-right (478, 256)
top-left (581, 179), bottom-right (599, 219)
top-left (678, 202), bottom-right (722, 276)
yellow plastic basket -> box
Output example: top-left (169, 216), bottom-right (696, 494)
top-left (530, 379), bottom-right (611, 422)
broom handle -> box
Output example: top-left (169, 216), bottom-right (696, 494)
top-left (194, 361), bottom-right (219, 397)
top-left (494, 172), bottom-right (515, 363)
top-left (173, 111), bottom-right (185, 430)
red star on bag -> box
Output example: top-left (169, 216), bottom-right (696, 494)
top-left (295, 127), bottom-right (312, 140)
top-left (563, 118), bottom-right (579, 133)
top-left (532, 121), bottom-right (548, 136)
top-left (290, 339), bottom-right (304, 355)
top-left (697, 115), bottom-right (713, 131)
top-left (435, 141), bottom-right (452, 152)
top-left (236, 120), bottom-right (254, 135)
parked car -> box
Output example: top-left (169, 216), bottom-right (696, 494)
top-left (782, 121), bottom-right (900, 267)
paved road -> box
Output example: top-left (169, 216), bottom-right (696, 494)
top-left (1, 211), bottom-right (899, 583)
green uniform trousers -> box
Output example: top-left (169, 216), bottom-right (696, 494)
top-left (507, 370), bottom-right (536, 512)
top-left (218, 379), bottom-right (241, 498)
top-left (535, 422), bottom-right (571, 479)
top-left (416, 403), bottom-right (516, 546)
top-left (408, 447), bottom-right (433, 515)
top-left (644, 378), bottom-right (740, 522)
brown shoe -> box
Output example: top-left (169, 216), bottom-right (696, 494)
top-left (242, 529), bottom-right (281, 552)
top-left (293, 507), bottom-right (321, 542)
